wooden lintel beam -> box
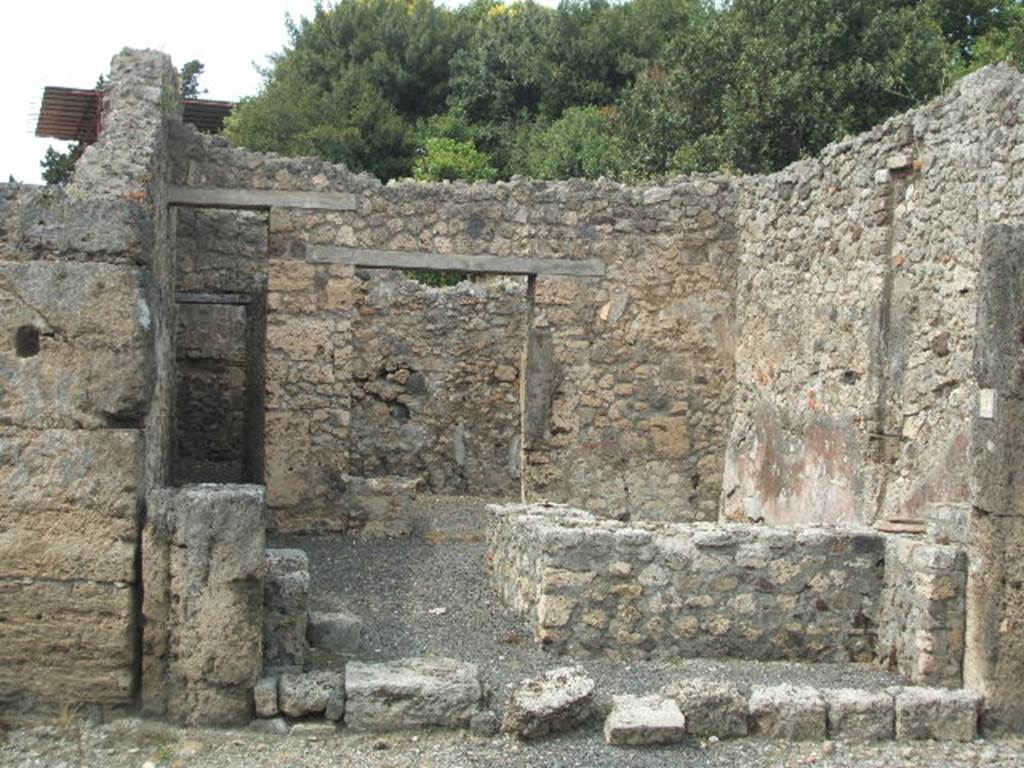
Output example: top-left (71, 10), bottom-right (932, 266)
top-left (167, 186), bottom-right (358, 212)
top-left (307, 245), bottom-right (605, 278)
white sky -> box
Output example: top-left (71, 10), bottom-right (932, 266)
top-left (1, 0), bottom-right (556, 185)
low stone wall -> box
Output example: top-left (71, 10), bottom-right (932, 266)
top-left (489, 504), bottom-right (886, 663)
top-left (877, 536), bottom-right (967, 688)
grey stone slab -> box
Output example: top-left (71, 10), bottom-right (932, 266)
top-left (662, 678), bottom-right (748, 738)
top-left (749, 685), bottom-right (827, 741)
top-left (346, 657), bottom-right (482, 730)
top-left (604, 694), bottom-right (687, 746)
top-left (308, 245), bottom-right (606, 278)
top-left (503, 666), bottom-right (596, 739)
top-left (279, 671), bottom-right (341, 718)
top-left (895, 687), bottom-right (980, 741)
top-left (307, 610), bottom-right (367, 655)
top-left (253, 676), bottom-right (279, 718)
top-left (264, 549), bottom-right (310, 669)
top-left (825, 688), bottom-right (894, 741)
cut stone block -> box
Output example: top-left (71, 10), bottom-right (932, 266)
top-left (503, 666), bottom-right (596, 739)
top-left (346, 657), bottom-right (482, 730)
top-left (604, 694), bottom-right (687, 746)
top-left (264, 549), bottom-right (310, 669)
top-left (308, 610), bottom-right (367, 655)
top-left (825, 688), bottom-right (894, 741)
top-left (749, 685), bottom-right (827, 741)
top-left (253, 676), bottom-right (279, 718)
top-left (279, 671), bottom-right (341, 718)
top-left (662, 678), bottom-right (748, 737)
top-left (894, 687), bottom-right (980, 741)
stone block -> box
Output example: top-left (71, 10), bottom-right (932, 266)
top-left (307, 610), bottom-right (367, 655)
top-left (264, 410), bottom-right (310, 508)
top-left (346, 657), bottom-right (482, 730)
top-left (0, 579), bottom-right (134, 708)
top-left (253, 676), bottom-right (278, 718)
top-left (662, 678), bottom-right (748, 737)
top-left (825, 688), bottom-right (894, 741)
top-left (503, 666), bottom-right (595, 739)
top-left (264, 549), bottom-right (310, 669)
top-left (965, 512), bottom-right (1024, 733)
top-left (927, 504), bottom-right (971, 547)
top-left (279, 671), bottom-right (341, 718)
top-left (142, 485), bottom-right (266, 726)
top-left (0, 428), bottom-right (141, 581)
top-left (0, 261), bottom-right (148, 430)
top-left (604, 694), bottom-right (687, 746)
top-left (894, 687), bottom-right (980, 741)
top-left (748, 685), bottom-right (827, 741)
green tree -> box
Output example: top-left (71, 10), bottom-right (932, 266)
top-left (515, 106), bottom-right (627, 179)
top-left (226, 0), bottom-right (464, 179)
top-left (180, 59), bottom-right (206, 99)
top-left (413, 137), bottom-right (497, 182)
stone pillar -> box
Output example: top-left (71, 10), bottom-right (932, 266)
top-left (142, 485), bottom-right (266, 725)
top-left (964, 224), bottom-right (1024, 734)
top-left (263, 252), bottom-right (355, 532)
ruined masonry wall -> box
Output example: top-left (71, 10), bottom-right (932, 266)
top-left (174, 131), bottom-right (739, 526)
top-left (0, 50), bottom-right (180, 715)
top-left (351, 270), bottom-right (526, 496)
top-left (725, 66), bottom-right (1024, 527)
top-left (489, 504), bottom-right (885, 663)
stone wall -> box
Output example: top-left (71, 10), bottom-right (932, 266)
top-left (488, 504), bottom-right (886, 663)
top-left (173, 133), bottom-right (739, 524)
top-left (351, 270), bottom-right (526, 495)
top-left (724, 66), bottom-right (1024, 528)
top-left (877, 536), bottom-right (967, 688)
top-left (0, 50), bottom-right (179, 716)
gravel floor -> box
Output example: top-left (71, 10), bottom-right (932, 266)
top-left (272, 494), bottom-right (908, 712)
top-left (5, 495), bottom-right (1022, 768)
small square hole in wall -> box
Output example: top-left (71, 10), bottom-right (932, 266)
top-left (15, 326), bottom-right (40, 358)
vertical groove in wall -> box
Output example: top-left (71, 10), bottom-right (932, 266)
top-left (520, 274), bottom-right (536, 503)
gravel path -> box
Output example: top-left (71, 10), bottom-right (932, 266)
top-left (272, 494), bottom-right (907, 712)
top-left (2, 718), bottom-right (1023, 768)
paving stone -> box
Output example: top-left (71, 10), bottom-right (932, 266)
top-left (749, 685), bottom-right (827, 741)
top-left (825, 688), bottom-right (894, 741)
top-left (278, 671), bottom-right (341, 718)
top-left (503, 666), bottom-right (596, 739)
top-left (662, 678), bottom-right (748, 738)
top-left (345, 657), bottom-right (482, 730)
top-left (307, 610), bottom-right (367, 654)
top-left (604, 694), bottom-right (687, 746)
top-left (895, 687), bottom-right (980, 742)
top-left (253, 676), bottom-right (279, 718)
top-left (249, 717), bottom-right (289, 735)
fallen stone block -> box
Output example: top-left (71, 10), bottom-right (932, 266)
top-left (825, 688), bottom-right (894, 741)
top-left (662, 678), bottom-right (748, 738)
top-left (279, 671), bottom-right (342, 718)
top-left (264, 549), bottom-right (310, 670)
top-left (250, 717), bottom-right (289, 736)
top-left (895, 687), bottom-right (980, 742)
top-left (503, 666), bottom-right (595, 739)
top-left (346, 657), bottom-right (482, 730)
top-left (253, 676), bottom-right (279, 718)
top-left (604, 694), bottom-right (687, 746)
top-left (308, 610), bottom-right (367, 655)
top-left (749, 685), bottom-right (827, 741)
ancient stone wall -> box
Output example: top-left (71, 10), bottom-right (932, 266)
top-left (173, 134), bottom-right (739, 526)
top-left (489, 504), bottom-right (886, 663)
top-left (724, 66), bottom-right (1024, 529)
top-left (0, 50), bottom-right (180, 716)
top-left (351, 270), bottom-right (526, 495)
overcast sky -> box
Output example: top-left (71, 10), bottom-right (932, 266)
top-left (2, 0), bottom-right (554, 185)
